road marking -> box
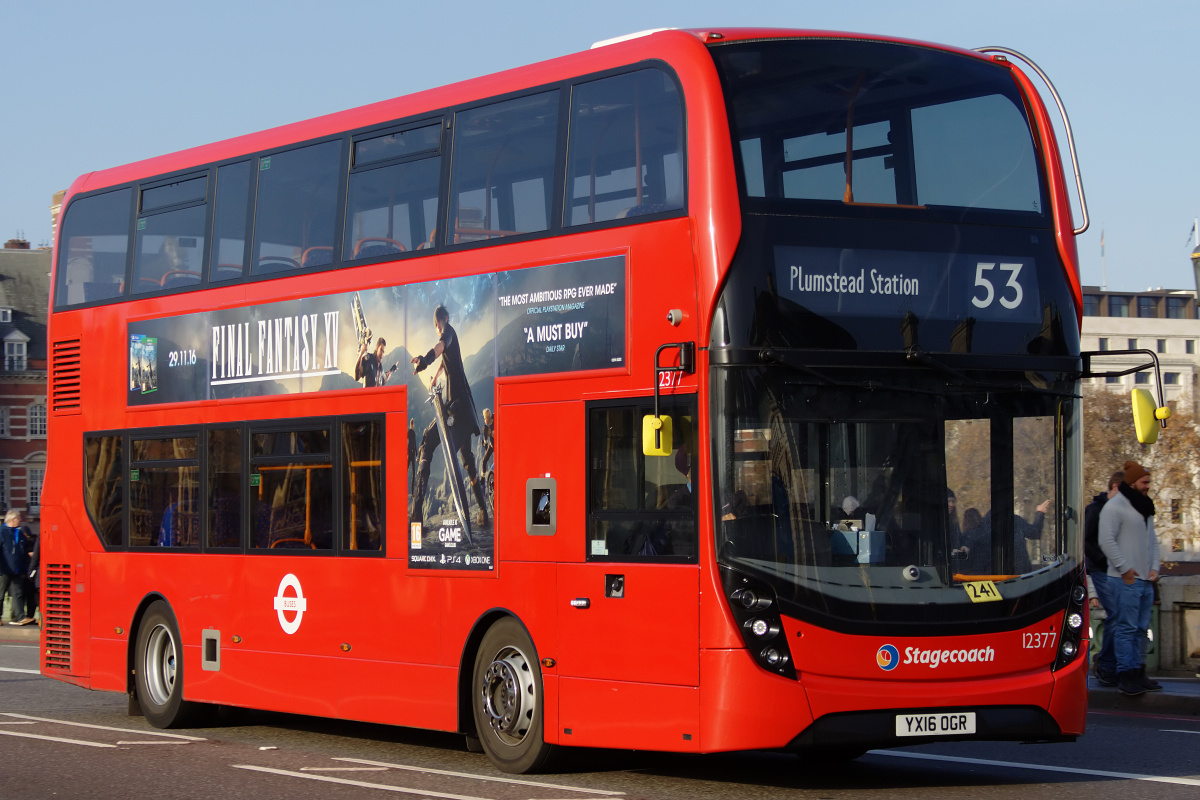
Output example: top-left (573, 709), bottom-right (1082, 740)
top-left (0, 729), bottom-right (116, 748)
top-left (299, 767), bottom-right (389, 772)
top-left (0, 667), bottom-right (40, 674)
top-left (1, 713), bottom-right (207, 740)
top-left (335, 757), bottom-right (626, 795)
top-left (0, 721), bottom-right (34, 725)
top-left (232, 765), bottom-right (495, 799)
top-left (871, 750), bottom-right (1200, 786)
top-left (117, 740), bottom-right (193, 745)
top-left (1162, 729), bottom-right (1200, 735)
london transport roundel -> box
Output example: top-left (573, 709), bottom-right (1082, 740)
top-left (877, 643), bottom-right (900, 671)
top-left (273, 573), bottom-right (307, 635)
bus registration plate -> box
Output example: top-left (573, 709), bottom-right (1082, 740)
top-left (895, 712), bottom-right (976, 737)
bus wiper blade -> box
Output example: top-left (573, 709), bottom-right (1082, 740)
top-left (758, 348), bottom-right (939, 395)
top-left (758, 348), bottom-right (863, 387)
top-left (906, 346), bottom-right (1078, 397)
top-left (905, 346), bottom-right (974, 383)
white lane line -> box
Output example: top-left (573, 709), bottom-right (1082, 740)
top-left (299, 767), bottom-right (389, 772)
top-left (335, 757), bottom-right (626, 796)
top-left (1162, 729), bottom-right (1200, 735)
top-left (871, 750), bottom-right (1200, 786)
top-left (0, 729), bottom-right (117, 748)
top-left (232, 765), bottom-right (494, 799)
top-left (0, 721), bottom-right (35, 725)
top-left (1, 713), bottom-right (206, 740)
top-left (117, 740), bottom-right (193, 745)
top-left (0, 667), bottom-right (40, 674)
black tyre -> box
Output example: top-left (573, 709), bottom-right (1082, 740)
top-left (134, 600), bottom-right (205, 728)
top-left (471, 617), bottom-right (555, 773)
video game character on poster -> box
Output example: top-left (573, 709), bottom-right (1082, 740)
top-left (406, 277), bottom-right (496, 572)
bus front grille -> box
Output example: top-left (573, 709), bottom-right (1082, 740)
top-left (42, 564), bottom-right (73, 672)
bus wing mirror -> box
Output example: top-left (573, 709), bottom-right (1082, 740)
top-left (642, 414), bottom-right (673, 456)
top-left (1131, 388), bottom-right (1170, 444)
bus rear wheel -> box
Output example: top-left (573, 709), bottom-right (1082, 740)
top-left (134, 600), bottom-right (204, 728)
top-left (471, 617), bottom-right (555, 773)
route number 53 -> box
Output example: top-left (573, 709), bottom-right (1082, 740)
top-left (971, 262), bottom-right (1024, 310)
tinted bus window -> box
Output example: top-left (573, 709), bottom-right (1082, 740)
top-left (252, 141), bottom-right (343, 274)
top-left (345, 155), bottom-right (441, 258)
top-left (55, 188), bottom-right (133, 307)
top-left (251, 427), bottom-right (333, 550)
top-left (341, 419), bottom-right (383, 551)
top-left (586, 400), bottom-right (696, 561)
top-left (353, 123), bottom-right (440, 166)
top-left (85, 435), bottom-right (124, 547)
top-left (141, 175), bottom-right (206, 212)
top-left (208, 428), bottom-right (243, 548)
top-left (133, 204), bottom-right (206, 293)
top-left (130, 435), bottom-right (200, 548)
top-left (210, 161), bottom-right (252, 282)
top-left (717, 40), bottom-right (1045, 217)
top-left (449, 91), bottom-right (559, 243)
top-left (567, 69), bottom-right (685, 225)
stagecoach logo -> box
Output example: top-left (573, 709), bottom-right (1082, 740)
top-left (273, 573), bottom-right (307, 635)
top-left (876, 643), bottom-right (900, 671)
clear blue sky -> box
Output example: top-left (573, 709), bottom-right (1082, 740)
top-left (3, 0), bottom-right (1197, 292)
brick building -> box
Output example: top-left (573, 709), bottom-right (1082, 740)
top-left (0, 238), bottom-right (49, 532)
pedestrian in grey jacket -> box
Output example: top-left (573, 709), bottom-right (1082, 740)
top-left (1098, 460), bottom-right (1161, 696)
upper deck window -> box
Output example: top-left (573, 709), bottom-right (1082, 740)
top-left (252, 140), bottom-right (344, 274)
top-left (345, 123), bottom-right (443, 259)
top-left (210, 161), bottom-right (252, 282)
top-left (55, 188), bottom-right (133, 308)
top-left (133, 174), bottom-right (208, 294)
top-left (449, 91), bottom-right (559, 243)
top-left (712, 40), bottom-right (1047, 221)
top-left (566, 68), bottom-right (685, 225)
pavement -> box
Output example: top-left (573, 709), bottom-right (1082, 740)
top-left (6, 620), bottom-right (1198, 717)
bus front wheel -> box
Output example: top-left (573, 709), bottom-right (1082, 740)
top-left (134, 600), bottom-right (204, 728)
top-left (471, 617), bottom-right (555, 773)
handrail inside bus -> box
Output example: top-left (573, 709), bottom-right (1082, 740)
top-left (975, 46), bottom-right (1090, 236)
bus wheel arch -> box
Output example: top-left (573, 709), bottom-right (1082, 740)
top-left (462, 612), bottom-right (556, 773)
top-left (130, 597), bottom-right (205, 728)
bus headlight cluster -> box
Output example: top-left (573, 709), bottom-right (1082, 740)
top-left (722, 567), bottom-right (796, 679)
top-left (1052, 573), bottom-right (1088, 672)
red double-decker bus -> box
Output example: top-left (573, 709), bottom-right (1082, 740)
top-left (44, 28), bottom-right (1091, 773)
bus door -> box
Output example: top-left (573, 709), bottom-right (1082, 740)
top-left (554, 400), bottom-right (700, 743)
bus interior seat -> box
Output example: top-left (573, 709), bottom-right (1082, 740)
top-left (301, 246), bottom-right (334, 267)
top-left (353, 237), bottom-right (407, 259)
top-left (160, 269), bottom-right (201, 288)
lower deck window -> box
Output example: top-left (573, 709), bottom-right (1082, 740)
top-left (84, 415), bottom-right (383, 555)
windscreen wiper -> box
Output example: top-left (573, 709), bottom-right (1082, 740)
top-left (905, 346), bottom-right (1078, 397)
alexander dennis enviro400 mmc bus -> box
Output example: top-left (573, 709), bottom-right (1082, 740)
top-left (43, 28), bottom-right (1097, 772)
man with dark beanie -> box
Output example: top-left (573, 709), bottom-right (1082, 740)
top-left (1098, 460), bottom-right (1161, 696)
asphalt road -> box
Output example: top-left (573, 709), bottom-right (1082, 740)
top-left (3, 639), bottom-right (1198, 800)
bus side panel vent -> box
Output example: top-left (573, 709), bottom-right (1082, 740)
top-left (43, 563), bottom-right (73, 672)
top-left (51, 339), bottom-right (82, 414)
